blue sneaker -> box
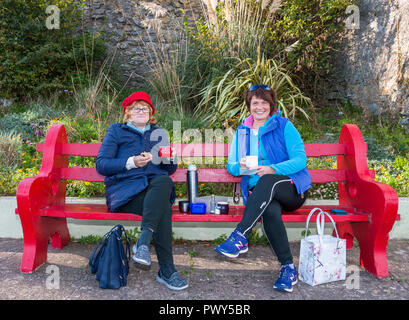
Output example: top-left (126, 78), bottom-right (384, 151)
top-left (273, 264), bottom-right (298, 293)
top-left (132, 244), bottom-right (151, 267)
top-left (156, 271), bottom-right (188, 291)
top-left (215, 229), bottom-right (248, 258)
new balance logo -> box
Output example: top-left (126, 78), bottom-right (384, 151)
top-left (235, 241), bottom-right (245, 250)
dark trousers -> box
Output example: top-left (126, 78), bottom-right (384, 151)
top-left (118, 175), bottom-right (174, 269)
top-left (237, 174), bottom-right (307, 265)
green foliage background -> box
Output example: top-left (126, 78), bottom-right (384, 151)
top-left (0, 0), bottom-right (107, 100)
top-left (0, 0), bottom-right (407, 200)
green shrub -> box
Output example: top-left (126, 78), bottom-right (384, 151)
top-left (364, 135), bottom-right (397, 162)
top-left (268, 0), bottom-right (354, 95)
top-left (0, 132), bottom-right (24, 168)
top-left (45, 113), bottom-right (108, 143)
top-left (69, 54), bottom-right (125, 127)
top-left (296, 100), bottom-right (408, 160)
top-left (248, 228), bottom-right (269, 245)
top-left (179, 0), bottom-right (354, 118)
top-left (365, 124), bottom-right (409, 158)
top-left (0, 104), bottom-right (60, 141)
top-left (0, 167), bottom-right (39, 195)
top-left (0, 0), bottom-right (108, 100)
top-left (196, 56), bottom-right (313, 127)
top-left (142, 26), bottom-right (189, 118)
top-left (66, 180), bottom-right (105, 198)
top-left (183, 0), bottom-right (273, 77)
top-left (306, 156), bottom-right (339, 199)
top-left (154, 108), bottom-right (208, 140)
top-left (212, 233), bottom-right (228, 244)
top-left (151, 0), bottom-right (277, 115)
top-left (370, 157), bottom-right (409, 197)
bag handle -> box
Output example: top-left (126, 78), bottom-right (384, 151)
top-left (304, 207), bottom-right (322, 239)
top-left (120, 225), bottom-right (131, 263)
top-left (304, 207), bottom-right (341, 241)
top-left (113, 224), bottom-right (131, 263)
top-left (316, 211), bottom-right (325, 238)
top-left (89, 225), bottom-right (130, 266)
top-left (316, 210), bottom-right (340, 240)
top-left (89, 227), bottom-right (113, 267)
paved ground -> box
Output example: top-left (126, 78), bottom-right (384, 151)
top-left (0, 238), bottom-right (408, 300)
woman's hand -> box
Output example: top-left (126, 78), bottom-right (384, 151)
top-left (240, 157), bottom-right (247, 169)
top-left (133, 153), bottom-right (152, 167)
top-left (169, 147), bottom-right (177, 162)
top-left (254, 166), bottom-right (275, 177)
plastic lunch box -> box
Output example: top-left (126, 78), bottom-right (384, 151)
top-left (189, 203), bottom-right (207, 214)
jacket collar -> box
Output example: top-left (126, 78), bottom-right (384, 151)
top-left (126, 121), bottom-right (151, 134)
top-left (119, 122), bottom-right (156, 135)
top-left (239, 110), bottom-right (281, 133)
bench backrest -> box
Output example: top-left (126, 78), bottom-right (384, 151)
top-left (35, 124), bottom-right (372, 185)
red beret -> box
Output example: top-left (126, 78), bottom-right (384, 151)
top-left (122, 91), bottom-right (155, 114)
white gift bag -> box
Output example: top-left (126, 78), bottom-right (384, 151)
top-left (298, 208), bottom-right (346, 286)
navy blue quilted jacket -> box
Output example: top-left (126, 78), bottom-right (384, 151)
top-left (96, 123), bottom-right (177, 212)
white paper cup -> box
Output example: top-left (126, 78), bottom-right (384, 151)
top-left (245, 156), bottom-right (258, 169)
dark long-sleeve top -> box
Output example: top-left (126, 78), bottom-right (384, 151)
top-left (96, 123), bottom-right (177, 212)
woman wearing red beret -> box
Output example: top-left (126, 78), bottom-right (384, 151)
top-left (96, 91), bottom-right (188, 290)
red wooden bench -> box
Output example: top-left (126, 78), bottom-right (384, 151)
top-left (15, 123), bottom-right (399, 278)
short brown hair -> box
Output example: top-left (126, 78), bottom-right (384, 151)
top-left (123, 100), bottom-right (157, 124)
top-left (243, 87), bottom-right (278, 115)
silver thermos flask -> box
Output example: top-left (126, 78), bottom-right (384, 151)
top-left (187, 164), bottom-right (198, 203)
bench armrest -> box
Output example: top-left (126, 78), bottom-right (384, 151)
top-left (16, 175), bottom-right (66, 217)
top-left (337, 124), bottom-right (398, 231)
top-left (17, 123), bottom-right (70, 215)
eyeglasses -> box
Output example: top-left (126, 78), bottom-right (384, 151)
top-left (130, 107), bottom-right (150, 114)
top-left (249, 84), bottom-right (271, 91)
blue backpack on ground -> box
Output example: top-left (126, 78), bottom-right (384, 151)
top-left (89, 224), bottom-right (131, 289)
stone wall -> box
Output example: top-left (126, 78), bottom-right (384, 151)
top-left (82, 0), bottom-right (206, 88)
top-left (334, 0), bottom-right (409, 117)
top-left (81, 0), bottom-right (408, 117)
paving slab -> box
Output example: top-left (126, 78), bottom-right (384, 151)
top-left (0, 238), bottom-right (408, 300)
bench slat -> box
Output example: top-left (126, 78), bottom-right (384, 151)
top-left (60, 167), bottom-right (242, 183)
top-left (61, 167), bottom-right (105, 182)
top-left (37, 143), bottom-right (101, 157)
top-left (38, 203), bottom-right (369, 223)
top-left (171, 168), bottom-right (240, 183)
top-left (37, 142), bottom-right (347, 157)
top-left (60, 167), bottom-right (347, 183)
top-left (304, 143), bottom-right (346, 156)
top-left (37, 143), bottom-right (231, 157)
top-left (309, 169), bottom-right (346, 183)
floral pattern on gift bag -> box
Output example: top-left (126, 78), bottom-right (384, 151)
top-left (298, 208), bottom-right (346, 286)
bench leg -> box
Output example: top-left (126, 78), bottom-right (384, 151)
top-left (336, 222), bottom-right (388, 277)
top-left (20, 217), bottom-right (70, 273)
top-left (334, 222), bottom-right (354, 250)
top-left (353, 223), bottom-right (389, 278)
top-left (346, 181), bottom-right (397, 278)
top-left (21, 230), bottom-right (49, 273)
top-left (335, 220), bottom-right (389, 278)
top-left (336, 124), bottom-right (398, 278)
top-left (50, 218), bottom-right (70, 249)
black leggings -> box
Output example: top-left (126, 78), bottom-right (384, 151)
top-left (118, 175), bottom-right (174, 269)
top-left (237, 174), bottom-right (307, 265)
